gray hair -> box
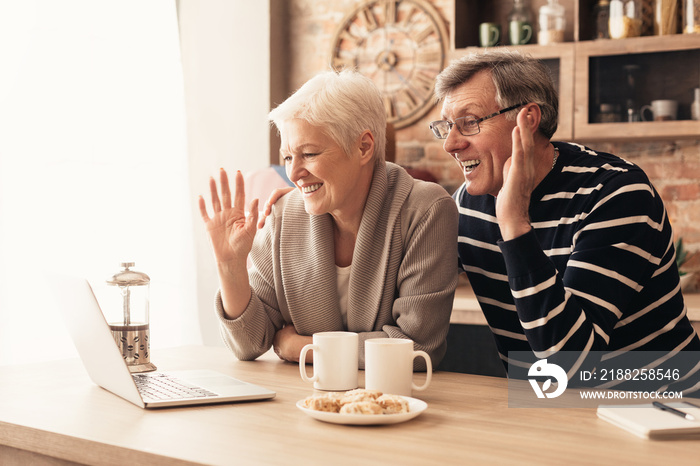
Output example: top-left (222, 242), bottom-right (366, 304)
top-left (268, 70), bottom-right (386, 162)
top-left (435, 50), bottom-right (558, 139)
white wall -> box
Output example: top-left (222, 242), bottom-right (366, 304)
top-left (0, 0), bottom-right (275, 365)
top-left (177, 0), bottom-right (272, 344)
top-left (0, 0), bottom-right (198, 365)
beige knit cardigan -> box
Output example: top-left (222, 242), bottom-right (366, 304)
top-left (215, 161), bottom-right (458, 369)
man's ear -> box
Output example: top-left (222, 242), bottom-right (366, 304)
top-left (523, 103), bottom-right (542, 132)
top-left (358, 130), bottom-right (375, 165)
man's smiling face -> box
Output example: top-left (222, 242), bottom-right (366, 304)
top-left (440, 71), bottom-right (517, 197)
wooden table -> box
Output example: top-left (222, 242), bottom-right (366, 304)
top-left (1, 346), bottom-right (698, 465)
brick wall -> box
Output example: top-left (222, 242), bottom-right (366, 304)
top-left (285, 0), bottom-right (700, 289)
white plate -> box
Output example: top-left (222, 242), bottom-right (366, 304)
top-left (296, 396), bottom-right (427, 425)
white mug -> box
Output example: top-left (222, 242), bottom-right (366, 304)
top-left (299, 331), bottom-right (358, 391)
top-left (641, 99), bottom-right (678, 121)
top-left (364, 338), bottom-right (432, 397)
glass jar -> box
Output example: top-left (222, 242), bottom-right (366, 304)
top-left (609, 0), bottom-right (643, 38)
top-left (595, 103), bottom-right (622, 123)
top-left (692, 88), bottom-right (700, 120)
top-left (594, 0), bottom-right (612, 39)
top-left (538, 0), bottom-right (566, 44)
top-left (641, 0), bottom-right (655, 35)
top-left (508, 0), bottom-right (534, 45)
top-left (655, 0), bottom-right (679, 34)
top-left (623, 64), bottom-right (641, 121)
top-left (685, 0), bottom-right (700, 33)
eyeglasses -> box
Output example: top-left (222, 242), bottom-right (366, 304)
top-left (429, 103), bottom-right (527, 139)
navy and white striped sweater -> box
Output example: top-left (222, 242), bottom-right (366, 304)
top-left (454, 141), bottom-right (700, 392)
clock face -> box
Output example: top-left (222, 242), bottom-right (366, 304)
top-left (330, 0), bottom-right (448, 129)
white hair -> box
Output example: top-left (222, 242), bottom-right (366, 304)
top-left (268, 70), bottom-right (386, 162)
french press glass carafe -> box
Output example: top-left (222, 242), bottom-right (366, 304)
top-left (105, 262), bottom-right (157, 373)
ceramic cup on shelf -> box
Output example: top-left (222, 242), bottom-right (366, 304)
top-left (509, 20), bottom-right (533, 45)
top-left (364, 338), bottom-right (432, 397)
top-left (299, 331), bottom-right (358, 391)
top-left (479, 22), bottom-right (501, 47)
top-left (640, 99), bottom-right (678, 121)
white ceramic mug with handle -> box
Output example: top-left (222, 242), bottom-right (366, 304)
top-left (364, 338), bottom-right (432, 396)
top-left (641, 99), bottom-right (678, 121)
top-left (299, 331), bottom-right (358, 391)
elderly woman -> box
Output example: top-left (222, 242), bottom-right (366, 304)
top-left (198, 70), bottom-right (458, 369)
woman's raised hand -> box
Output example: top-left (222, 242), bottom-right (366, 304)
top-left (198, 169), bottom-right (259, 269)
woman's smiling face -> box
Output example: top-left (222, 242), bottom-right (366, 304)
top-left (280, 119), bottom-right (367, 218)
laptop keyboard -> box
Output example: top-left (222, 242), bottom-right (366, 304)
top-left (133, 373), bottom-right (220, 401)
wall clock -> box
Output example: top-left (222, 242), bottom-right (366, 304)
top-left (330, 0), bottom-right (448, 129)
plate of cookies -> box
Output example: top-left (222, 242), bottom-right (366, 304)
top-left (296, 388), bottom-right (427, 425)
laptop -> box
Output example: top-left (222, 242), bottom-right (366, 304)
top-left (52, 274), bottom-right (276, 408)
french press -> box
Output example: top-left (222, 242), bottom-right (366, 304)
top-left (105, 262), bottom-right (157, 373)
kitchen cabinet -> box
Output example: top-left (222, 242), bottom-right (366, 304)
top-left (575, 35), bottom-right (700, 140)
top-left (450, 0), bottom-right (700, 141)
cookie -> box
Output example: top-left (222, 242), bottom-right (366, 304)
top-left (302, 393), bottom-right (342, 413)
top-left (339, 401), bottom-right (383, 415)
top-left (340, 388), bottom-right (383, 405)
top-left (376, 394), bottom-right (409, 414)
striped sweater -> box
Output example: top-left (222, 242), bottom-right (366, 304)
top-left (454, 142), bottom-right (700, 393)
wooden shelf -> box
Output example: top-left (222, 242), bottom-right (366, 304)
top-left (452, 0), bottom-right (579, 49)
top-left (450, 1), bottom-right (700, 142)
top-left (573, 119), bottom-right (700, 142)
top-left (574, 34), bottom-right (700, 141)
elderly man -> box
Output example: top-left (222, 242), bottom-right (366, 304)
top-left (431, 50), bottom-right (699, 394)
